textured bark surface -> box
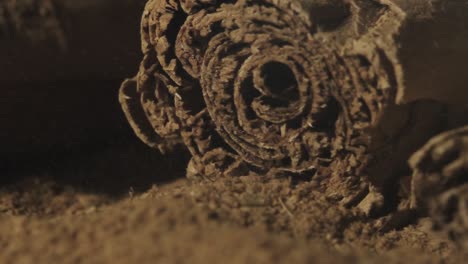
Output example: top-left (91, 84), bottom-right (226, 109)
top-left (306, 0), bottom-right (468, 104)
top-left (410, 125), bottom-right (468, 247)
top-left (120, 0), bottom-right (401, 204)
top-left (429, 184), bottom-right (468, 249)
top-left (120, 0), bottom-right (468, 244)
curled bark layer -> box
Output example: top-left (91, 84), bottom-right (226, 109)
top-left (120, 0), bottom-right (396, 200)
top-left (323, 0), bottom-right (468, 205)
top-left (430, 184), bottom-right (468, 248)
top-left (339, 0), bottom-right (468, 105)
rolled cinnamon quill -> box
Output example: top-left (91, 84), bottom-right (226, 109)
top-left (120, 0), bottom-right (468, 202)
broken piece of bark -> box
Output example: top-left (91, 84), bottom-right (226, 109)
top-left (409, 125), bottom-right (468, 210)
top-left (430, 184), bottom-right (468, 248)
top-left (409, 125), bottom-right (468, 245)
top-left (322, 0), bottom-right (468, 204)
top-left (338, 0), bottom-right (468, 105)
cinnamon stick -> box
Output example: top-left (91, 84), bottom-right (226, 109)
top-left (120, 0), bottom-right (468, 206)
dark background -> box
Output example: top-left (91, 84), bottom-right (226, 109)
top-left (0, 0), bottom-right (186, 192)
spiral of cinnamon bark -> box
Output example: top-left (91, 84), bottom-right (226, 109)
top-left (120, 0), bottom-right (395, 189)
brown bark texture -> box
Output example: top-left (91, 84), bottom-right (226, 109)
top-left (119, 0), bottom-right (468, 240)
top-left (340, 0), bottom-right (468, 105)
